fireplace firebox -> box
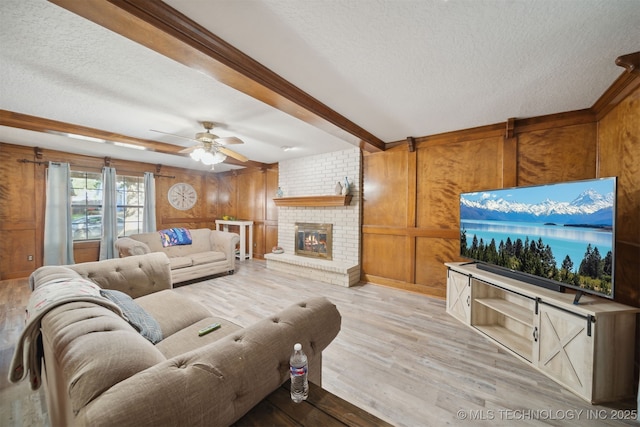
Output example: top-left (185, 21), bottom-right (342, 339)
top-left (295, 223), bottom-right (332, 260)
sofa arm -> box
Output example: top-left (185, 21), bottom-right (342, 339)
top-left (76, 297), bottom-right (341, 427)
top-left (115, 237), bottom-right (151, 257)
top-left (210, 230), bottom-right (240, 265)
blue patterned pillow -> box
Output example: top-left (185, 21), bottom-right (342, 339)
top-left (158, 228), bottom-right (193, 247)
top-left (100, 289), bottom-right (163, 344)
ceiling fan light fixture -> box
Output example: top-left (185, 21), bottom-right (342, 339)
top-left (190, 147), bottom-right (205, 161)
top-left (201, 151), bottom-right (215, 164)
top-left (212, 151), bottom-right (227, 164)
top-left (198, 149), bottom-right (227, 166)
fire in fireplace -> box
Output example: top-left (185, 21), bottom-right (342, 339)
top-left (295, 223), bottom-right (332, 260)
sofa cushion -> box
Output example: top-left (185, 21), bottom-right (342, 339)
top-left (134, 290), bottom-right (213, 338)
top-left (100, 290), bottom-right (163, 344)
top-left (186, 228), bottom-right (217, 253)
top-left (154, 317), bottom-right (242, 359)
top-left (190, 251), bottom-right (226, 266)
top-left (169, 256), bottom-right (193, 270)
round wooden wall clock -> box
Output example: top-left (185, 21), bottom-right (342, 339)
top-left (168, 182), bottom-right (197, 210)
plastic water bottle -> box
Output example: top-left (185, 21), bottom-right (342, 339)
top-left (289, 343), bottom-right (309, 403)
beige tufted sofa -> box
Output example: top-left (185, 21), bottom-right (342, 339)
top-left (28, 252), bottom-right (341, 427)
top-left (115, 228), bottom-right (240, 283)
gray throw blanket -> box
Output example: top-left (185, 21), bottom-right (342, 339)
top-left (9, 277), bottom-right (123, 390)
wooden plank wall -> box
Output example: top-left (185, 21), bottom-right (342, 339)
top-left (362, 85), bottom-right (639, 308)
top-left (0, 143), bottom-right (278, 279)
top-left (216, 167), bottom-right (279, 258)
top-left (598, 85), bottom-right (640, 307)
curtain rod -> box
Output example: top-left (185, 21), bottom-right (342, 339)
top-left (20, 159), bottom-right (175, 178)
top-left (153, 173), bottom-right (175, 179)
top-left (19, 159), bottom-right (76, 166)
top-left (18, 159), bottom-right (47, 165)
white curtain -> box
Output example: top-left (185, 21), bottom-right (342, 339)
top-left (143, 172), bottom-right (156, 232)
top-left (99, 167), bottom-right (117, 260)
top-left (43, 162), bottom-right (74, 265)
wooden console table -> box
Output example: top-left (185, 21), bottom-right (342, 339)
top-left (234, 381), bottom-right (392, 426)
top-left (215, 219), bottom-right (253, 261)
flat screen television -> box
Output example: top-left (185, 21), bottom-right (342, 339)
top-left (459, 177), bottom-right (616, 302)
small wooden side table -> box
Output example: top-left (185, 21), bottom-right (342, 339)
top-left (215, 219), bottom-right (253, 261)
top-left (234, 381), bottom-right (393, 426)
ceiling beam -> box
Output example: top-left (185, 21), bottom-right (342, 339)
top-left (0, 110), bottom-right (180, 155)
top-left (48, 0), bottom-right (386, 153)
top-left (0, 110), bottom-right (266, 169)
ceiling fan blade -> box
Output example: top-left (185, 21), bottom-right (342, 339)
top-left (150, 129), bottom-right (198, 143)
top-left (218, 146), bottom-right (248, 162)
top-left (178, 145), bottom-right (201, 154)
top-left (214, 136), bottom-right (244, 145)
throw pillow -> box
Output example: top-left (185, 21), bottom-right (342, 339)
top-left (99, 289), bottom-right (163, 344)
top-left (158, 228), bottom-right (193, 247)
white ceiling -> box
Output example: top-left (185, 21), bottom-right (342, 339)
top-left (1, 0), bottom-right (638, 172)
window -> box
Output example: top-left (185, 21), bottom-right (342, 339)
top-left (71, 172), bottom-right (103, 240)
top-left (118, 175), bottom-right (145, 237)
top-left (70, 171), bottom-right (145, 241)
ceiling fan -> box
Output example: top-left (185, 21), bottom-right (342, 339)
top-left (151, 121), bottom-right (248, 164)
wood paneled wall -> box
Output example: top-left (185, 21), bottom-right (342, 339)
top-left (597, 86), bottom-right (640, 307)
top-left (362, 85), bottom-right (639, 307)
top-left (215, 167), bottom-right (279, 259)
top-left (0, 143), bottom-right (278, 279)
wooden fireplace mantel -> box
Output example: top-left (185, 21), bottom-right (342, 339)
top-left (273, 195), bottom-right (352, 207)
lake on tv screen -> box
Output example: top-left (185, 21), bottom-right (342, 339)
top-left (461, 220), bottom-right (612, 269)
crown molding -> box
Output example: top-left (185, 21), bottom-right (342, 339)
top-left (592, 51), bottom-right (640, 120)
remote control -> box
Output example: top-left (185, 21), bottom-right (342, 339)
top-left (198, 323), bottom-right (221, 336)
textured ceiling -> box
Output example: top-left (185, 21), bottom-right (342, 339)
top-left (168, 0), bottom-right (639, 141)
top-left (1, 0), bottom-right (639, 172)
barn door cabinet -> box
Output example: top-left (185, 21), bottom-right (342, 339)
top-left (445, 262), bottom-right (640, 404)
top-left (445, 268), bottom-right (472, 325)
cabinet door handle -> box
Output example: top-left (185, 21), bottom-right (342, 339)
top-left (466, 295), bottom-right (471, 306)
top-left (533, 327), bottom-right (538, 342)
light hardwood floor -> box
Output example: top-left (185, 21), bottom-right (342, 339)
top-left (1, 260), bottom-right (637, 426)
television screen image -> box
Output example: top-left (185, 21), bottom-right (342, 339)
top-left (460, 177), bottom-right (616, 299)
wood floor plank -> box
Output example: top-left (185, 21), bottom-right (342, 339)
top-left (1, 260), bottom-right (637, 426)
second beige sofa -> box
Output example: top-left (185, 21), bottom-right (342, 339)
top-left (115, 228), bottom-right (239, 283)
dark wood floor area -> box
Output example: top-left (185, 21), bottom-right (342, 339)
top-left (1, 260), bottom-right (637, 426)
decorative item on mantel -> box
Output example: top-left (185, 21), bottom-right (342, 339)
top-left (334, 181), bottom-right (343, 195)
top-left (272, 246), bottom-right (284, 254)
top-left (276, 187), bottom-right (284, 198)
top-left (341, 177), bottom-right (350, 196)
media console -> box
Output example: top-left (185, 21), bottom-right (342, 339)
top-left (445, 262), bottom-right (640, 404)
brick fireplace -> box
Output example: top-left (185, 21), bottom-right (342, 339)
top-left (265, 147), bottom-right (361, 287)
